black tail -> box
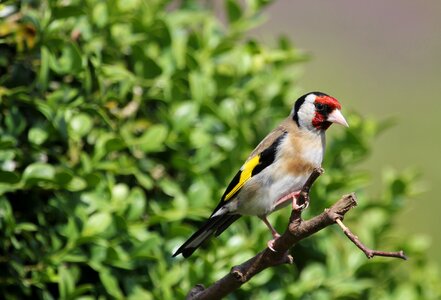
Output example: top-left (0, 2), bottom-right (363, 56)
top-left (172, 214), bottom-right (241, 258)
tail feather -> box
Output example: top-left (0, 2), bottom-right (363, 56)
top-left (215, 215), bottom-right (241, 237)
top-left (173, 214), bottom-right (240, 258)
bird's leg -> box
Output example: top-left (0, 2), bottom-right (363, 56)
top-left (259, 216), bottom-right (280, 252)
top-left (274, 191), bottom-right (300, 208)
top-left (260, 216), bottom-right (280, 238)
top-left (262, 191), bottom-right (310, 252)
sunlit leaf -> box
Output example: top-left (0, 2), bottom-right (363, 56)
top-left (22, 163), bottom-right (55, 183)
top-left (70, 113), bottom-right (93, 137)
top-left (28, 127), bottom-right (48, 145)
top-left (82, 212), bottom-right (112, 237)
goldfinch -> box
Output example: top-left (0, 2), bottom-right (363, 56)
top-left (173, 92), bottom-right (349, 257)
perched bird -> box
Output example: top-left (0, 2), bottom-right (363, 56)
top-left (173, 92), bottom-right (349, 258)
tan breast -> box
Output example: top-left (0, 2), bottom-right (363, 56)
top-left (277, 119), bottom-right (325, 177)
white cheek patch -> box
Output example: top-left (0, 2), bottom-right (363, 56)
top-left (305, 94), bottom-right (316, 104)
top-left (297, 101), bottom-right (316, 130)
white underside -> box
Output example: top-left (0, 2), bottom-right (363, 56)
top-left (233, 170), bottom-right (308, 216)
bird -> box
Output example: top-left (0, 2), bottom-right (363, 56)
top-left (173, 91), bottom-right (349, 258)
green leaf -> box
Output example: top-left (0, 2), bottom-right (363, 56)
top-left (140, 57), bottom-right (162, 79)
top-left (22, 163), bottom-right (55, 183)
top-left (49, 43), bottom-right (82, 75)
top-left (134, 172), bottom-right (153, 189)
top-left (58, 265), bottom-right (75, 299)
top-left (82, 212), bottom-right (112, 237)
top-left (170, 28), bottom-right (188, 69)
top-left (38, 46), bottom-right (50, 90)
top-left (135, 125), bottom-right (168, 153)
top-left (94, 134), bottom-right (126, 161)
top-left (100, 65), bottom-right (136, 83)
top-left (105, 137), bottom-right (126, 152)
top-left (54, 169), bottom-right (74, 186)
top-left (70, 284), bottom-right (94, 299)
top-left (99, 270), bottom-right (124, 299)
top-left (111, 183), bottom-right (129, 202)
top-left (225, 0), bottom-right (243, 23)
top-left (125, 187), bottom-right (146, 220)
top-left (70, 113), bottom-right (93, 137)
top-left (28, 127), bottom-right (49, 145)
top-left (171, 101), bottom-right (199, 131)
top-left (66, 176), bottom-right (87, 192)
top-left (0, 136), bottom-right (15, 149)
top-left (0, 171), bottom-right (20, 184)
top-left (15, 222), bottom-right (38, 232)
top-left (128, 286), bottom-right (153, 300)
top-left (52, 5), bottom-right (84, 19)
top-left (93, 2), bottom-right (108, 28)
top-left (189, 71), bottom-right (215, 103)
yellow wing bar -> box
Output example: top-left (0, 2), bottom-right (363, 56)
top-left (224, 155), bottom-right (260, 201)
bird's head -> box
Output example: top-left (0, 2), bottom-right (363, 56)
top-left (292, 92), bottom-right (349, 131)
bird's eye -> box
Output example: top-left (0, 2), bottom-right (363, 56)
top-left (315, 103), bottom-right (325, 111)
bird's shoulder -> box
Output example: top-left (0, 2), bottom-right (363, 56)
top-left (245, 120), bottom-right (291, 161)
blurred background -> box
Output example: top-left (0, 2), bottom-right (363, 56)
top-left (253, 0), bottom-right (441, 266)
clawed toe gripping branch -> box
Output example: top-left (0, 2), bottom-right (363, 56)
top-left (186, 168), bottom-right (407, 300)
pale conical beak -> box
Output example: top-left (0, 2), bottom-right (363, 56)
top-left (327, 109), bottom-right (349, 127)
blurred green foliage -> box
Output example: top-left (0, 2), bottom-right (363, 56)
top-left (0, 0), bottom-right (440, 299)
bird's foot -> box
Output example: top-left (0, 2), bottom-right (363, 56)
top-left (267, 233), bottom-right (281, 252)
top-left (292, 192), bottom-right (309, 211)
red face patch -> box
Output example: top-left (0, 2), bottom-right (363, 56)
top-left (312, 114), bottom-right (330, 130)
top-left (315, 95), bottom-right (342, 110)
top-left (312, 95), bottom-right (342, 130)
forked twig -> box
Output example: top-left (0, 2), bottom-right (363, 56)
top-left (335, 218), bottom-right (407, 260)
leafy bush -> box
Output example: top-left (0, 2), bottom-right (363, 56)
top-left (0, 0), bottom-right (440, 299)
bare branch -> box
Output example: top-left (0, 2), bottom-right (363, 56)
top-left (186, 168), bottom-right (407, 299)
top-left (335, 219), bottom-right (408, 260)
